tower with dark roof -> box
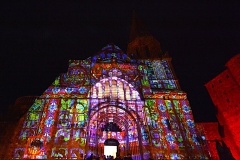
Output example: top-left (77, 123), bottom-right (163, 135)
top-left (127, 12), bottom-right (164, 59)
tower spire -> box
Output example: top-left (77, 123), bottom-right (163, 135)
top-left (127, 11), bottom-right (164, 59)
top-left (129, 11), bottom-right (150, 42)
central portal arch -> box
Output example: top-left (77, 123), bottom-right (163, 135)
top-left (86, 103), bottom-right (143, 159)
top-left (86, 77), bottom-right (145, 159)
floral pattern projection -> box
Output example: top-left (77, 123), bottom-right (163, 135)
top-left (12, 44), bottom-right (209, 159)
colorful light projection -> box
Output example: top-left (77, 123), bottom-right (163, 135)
top-left (12, 44), bottom-right (209, 159)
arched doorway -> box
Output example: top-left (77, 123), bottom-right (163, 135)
top-left (85, 103), bottom-right (143, 158)
top-left (86, 77), bottom-right (145, 159)
top-left (104, 139), bottom-right (120, 159)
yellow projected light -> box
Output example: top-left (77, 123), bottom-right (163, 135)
top-left (104, 146), bottom-right (117, 158)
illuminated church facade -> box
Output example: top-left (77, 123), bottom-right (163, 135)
top-left (8, 16), bottom-right (210, 160)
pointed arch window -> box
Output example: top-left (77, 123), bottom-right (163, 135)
top-left (90, 77), bottom-right (140, 101)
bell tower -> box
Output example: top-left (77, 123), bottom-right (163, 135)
top-left (127, 12), bottom-right (164, 59)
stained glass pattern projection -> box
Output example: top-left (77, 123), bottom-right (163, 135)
top-left (11, 44), bottom-right (209, 159)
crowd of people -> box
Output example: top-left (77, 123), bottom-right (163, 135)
top-left (86, 153), bottom-right (133, 160)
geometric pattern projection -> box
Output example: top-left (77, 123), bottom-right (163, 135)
top-left (12, 44), bottom-right (210, 159)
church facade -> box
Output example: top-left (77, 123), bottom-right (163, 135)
top-left (8, 16), bottom-right (210, 160)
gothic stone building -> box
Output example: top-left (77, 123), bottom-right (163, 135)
top-left (5, 17), bottom-right (211, 160)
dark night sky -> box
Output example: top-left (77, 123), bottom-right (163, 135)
top-left (1, 1), bottom-right (240, 122)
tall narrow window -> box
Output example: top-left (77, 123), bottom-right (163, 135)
top-left (105, 81), bottom-right (110, 98)
top-left (118, 81), bottom-right (124, 100)
top-left (111, 80), bottom-right (117, 99)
